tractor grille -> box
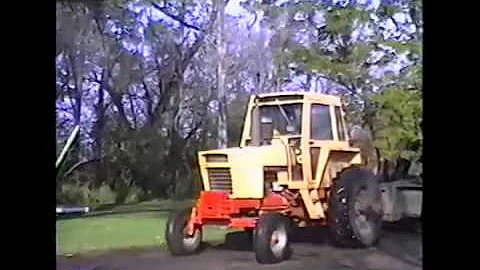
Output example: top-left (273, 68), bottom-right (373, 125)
top-left (207, 168), bottom-right (233, 192)
top-left (205, 154), bottom-right (228, 163)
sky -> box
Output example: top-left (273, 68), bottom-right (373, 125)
top-left (225, 0), bottom-right (248, 16)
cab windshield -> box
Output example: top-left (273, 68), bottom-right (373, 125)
top-left (258, 103), bottom-right (302, 136)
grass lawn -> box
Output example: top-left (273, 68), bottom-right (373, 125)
top-left (56, 201), bottom-right (231, 256)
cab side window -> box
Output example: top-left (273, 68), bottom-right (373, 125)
top-left (334, 106), bottom-right (346, 141)
top-left (311, 104), bottom-right (333, 140)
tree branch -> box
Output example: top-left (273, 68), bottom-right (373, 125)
top-left (151, 2), bottom-right (202, 31)
top-left (247, 12), bottom-right (258, 30)
top-left (181, 0), bottom-right (231, 71)
top-left (315, 73), bottom-right (358, 96)
top-left (63, 158), bottom-right (101, 178)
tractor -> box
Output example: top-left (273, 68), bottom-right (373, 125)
top-left (165, 92), bottom-right (384, 264)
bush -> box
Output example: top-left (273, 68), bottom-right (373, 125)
top-left (369, 88), bottom-right (422, 162)
top-left (123, 186), bottom-right (146, 204)
top-left (57, 183), bottom-right (90, 205)
top-left (57, 183), bottom-right (116, 205)
top-left (88, 183), bottom-right (116, 205)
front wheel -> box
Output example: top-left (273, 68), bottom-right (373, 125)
top-left (165, 208), bottom-right (202, 256)
top-left (253, 213), bottom-right (292, 264)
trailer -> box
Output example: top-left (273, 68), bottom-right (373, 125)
top-left (380, 163), bottom-right (422, 223)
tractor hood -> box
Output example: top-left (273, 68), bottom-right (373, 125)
top-left (197, 145), bottom-right (288, 199)
top-left (199, 145), bottom-right (288, 166)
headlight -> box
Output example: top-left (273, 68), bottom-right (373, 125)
top-left (272, 182), bottom-right (284, 192)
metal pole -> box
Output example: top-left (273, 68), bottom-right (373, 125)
top-left (56, 125), bottom-right (80, 169)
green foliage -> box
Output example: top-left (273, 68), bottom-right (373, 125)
top-left (326, 10), bottom-right (352, 35)
top-left (104, 0), bottom-right (129, 8)
top-left (286, 1), bottom-right (423, 143)
top-left (119, 186), bottom-right (148, 204)
top-left (103, 127), bottom-right (171, 197)
top-left (58, 183), bottom-right (116, 205)
top-left (293, 49), bottom-right (355, 78)
top-left (349, 43), bottom-right (372, 63)
top-left (90, 184), bottom-right (118, 204)
top-left (380, 41), bottom-right (422, 57)
top-left (58, 183), bottom-right (89, 205)
top-left (326, 8), bottom-right (370, 34)
top-left (294, 2), bottom-right (315, 13)
top-left (379, 5), bottom-right (401, 18)
top-left (369, 88), bottom-right (422, 162)
top-left (404, 64), bottom-right (422, 89)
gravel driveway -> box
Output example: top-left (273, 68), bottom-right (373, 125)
top-left (57, 224), bottom-right (422, 270)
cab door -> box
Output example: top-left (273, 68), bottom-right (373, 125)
top-left (306, 103), bottom-right (334, 185)
top-left (303, 103), bottom-right (349, 186)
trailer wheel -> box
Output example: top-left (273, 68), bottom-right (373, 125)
top-left (253, 213), bottom-right (292, 264)
top-left (328, 167), bottom-right (383, 248)
top-left (165, 208), bottom-right (202, 256)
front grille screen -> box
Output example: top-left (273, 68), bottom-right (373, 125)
top-left (207, 168), bottom-right (232, 192)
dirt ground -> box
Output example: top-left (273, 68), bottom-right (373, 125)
top-left (57, 223), bottom-right (422, 270)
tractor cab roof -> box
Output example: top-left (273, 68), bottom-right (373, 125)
top-left (255, 91), bottom-right (342, 106)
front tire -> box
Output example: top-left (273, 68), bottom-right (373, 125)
top-left (253, 213), bottom-right (292, 264)
top-left (165, 208), bottom-right (202, 256)
top-left (328, 167), bottom-right (383, 248)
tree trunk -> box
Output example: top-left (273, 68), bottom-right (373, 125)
top-left (128, 91), bottom-right (137, 129)
top-left (107, 89), bottom-right (132, 129)
top-left (94, 90), bottom-right (105, 186)
top-left (165, 126), bottom-right (185, 194)
top-left (375, 147), bottom-right (382, 176)
top-left (63, 51), bottom-right (84, 166)
top-left (143, 80), bottom-right (155, 126)
top-left (382, 160), bottom-right (391, 182)
top-left (93, 69), bottom-right (107, 187)
top-left (216, 0), bottom-right (228, 149)
top-left (305, 73), bottom-right (312, 91)
top-left (392, 158), bottom-right (411, 180)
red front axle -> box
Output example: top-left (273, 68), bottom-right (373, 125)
top-left (186, 191), bottom-right (290, 236)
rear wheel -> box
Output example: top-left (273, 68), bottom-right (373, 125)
top-left (253, 213), bottom-right (292, 264)
top-left (328, 167), bottom-right (383, 247)
top-left (165, 208), bottom-right (202, 256)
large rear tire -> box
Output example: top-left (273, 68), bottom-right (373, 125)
top-left (165, 208), bottom-right (202, 256)
top-left (253, 213), bottom-right (292, 264)
top-left (328, 167), bottom-right (383, 248)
